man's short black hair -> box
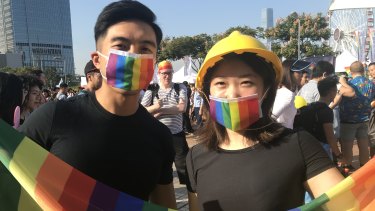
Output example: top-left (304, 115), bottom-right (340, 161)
top-left (368, 62), bottom-right (375, 68)
top-left (60, 83), bottom-right (68, 88)
top-left (311, 61), bottom-right (334, 79)
top-left (94, 0), bottom-right (162, 47)
top-left (318, 76), bottom-right (337, 97)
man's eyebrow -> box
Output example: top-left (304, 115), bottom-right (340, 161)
top-left (110, 37), bottom-right (156, 48)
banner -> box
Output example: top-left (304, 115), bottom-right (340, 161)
top-left (0, 120), bottom-right (175, 211)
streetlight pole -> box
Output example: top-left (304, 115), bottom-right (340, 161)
top-left (297, 19), bottom-right (301, 60)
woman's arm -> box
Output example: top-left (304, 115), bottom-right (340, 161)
top-left (305, 167), bottom-right (344, 198)
top-left (188, 192), bottom-right (199, 211)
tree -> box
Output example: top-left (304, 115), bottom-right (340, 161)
top-left (44, 67), bottom-right (61, 88)
top-left (265, 12), bottom-right (333, 59)
top-left (157, 34), bottom-right (213, 72)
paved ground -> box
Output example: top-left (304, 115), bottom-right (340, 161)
top-left (173, 134), bottom-right (361, 210)
top-left (173, 134), bottom-right (198, 211)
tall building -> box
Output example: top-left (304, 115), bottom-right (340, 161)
top-left (0, 0), bottom-right (74, 75)
top-left (261, 8), bottom-right (274, 29)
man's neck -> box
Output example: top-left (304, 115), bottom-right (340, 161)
top-left (351, 73), bottom-right (363, 78)
top-left (95, 84), bottom-right (139, 116)
top-left (318, 97), bottom-right (331, 105)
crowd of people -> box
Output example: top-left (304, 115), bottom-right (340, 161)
top-left (0, 0), bottom-right (374, 210)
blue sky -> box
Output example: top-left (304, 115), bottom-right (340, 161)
top-left (70, 0), bottom-right (331, 75)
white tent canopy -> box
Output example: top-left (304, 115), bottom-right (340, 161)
top-left (172, 65), bottom-right (197, 83)
top-left (335, 50), bottom-right (358, 72)
top-left (329, 0), bottom-right (375, 10)
top-left (153, 56), bottom-right (199, 84)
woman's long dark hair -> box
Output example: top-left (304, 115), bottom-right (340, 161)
top-left (196, 52), bottom-right (285, 150)
top-left (0, 72), bottom-right (23, 126)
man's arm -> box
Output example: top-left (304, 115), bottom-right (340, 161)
top-left (322, 123), bottom-right (341, 157)
top-left (141, 90), bottom-right (163, 114)
top-left (338, 76), bottom-right (355, 98)
top-left (149, 183), bottom-right (177, 209)
top-left (156, 85), bottom-right (187, 115)
top-left (158, 98), bottom-right (186, 115)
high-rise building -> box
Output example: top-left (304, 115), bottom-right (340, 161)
top-left (0, 0), bottom-right (74, 75)
top-left (261, 8), bottom-right (274, 29)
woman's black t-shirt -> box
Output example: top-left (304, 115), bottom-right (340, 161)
top-left (186, 130), bottom-right (334, 211)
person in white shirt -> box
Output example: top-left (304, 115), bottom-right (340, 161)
top-left (272, 60), bottom-right (309, 129)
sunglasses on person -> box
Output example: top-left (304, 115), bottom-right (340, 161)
top-left (159, 71), bottom-right (173, 76)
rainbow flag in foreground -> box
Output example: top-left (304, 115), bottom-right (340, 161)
top-left (0, 120), bottom-right (175, 211)
top-left (290, 157), bottom-right (375, 211)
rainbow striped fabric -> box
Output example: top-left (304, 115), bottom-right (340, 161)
top-left (106, 50), bottom-right (154, 90)
top-left (290, 157), bottom-right (375, 211)
top-left (0, 120), bottom-right (175, 211)
top-left (209, 95), bottom-right (261, 131)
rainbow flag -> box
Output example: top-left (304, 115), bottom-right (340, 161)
top-left (0, 120), bottom-right (175, 211)
top-left (209, 95), bottom-right (261, 131)
top-left (107, 51), bottom-right (154, 90)
top-left (290, 157), bottom-right (375, 211)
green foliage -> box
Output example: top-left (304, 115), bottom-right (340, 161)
top-left (157, 25), bottom-right (261, 72)
top-left (44, 67), bottom-right (61, 88)
top-left (265, 12), bottom-right (333, 59)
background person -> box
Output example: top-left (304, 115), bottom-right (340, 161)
top-left (339, 61), bottom-right (375, 169)
top-left (272, 59), bottom-right (300, 129)
top-left (141, 60), bottom-right (189, 186)
top-left (298, 61), bottom-right (335, 104)
top-left (79, 60), bottom-right (102, 95)
top-left (367, 62), bottom-right (375, 158)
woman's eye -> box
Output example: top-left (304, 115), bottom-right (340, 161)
top-left (214, 81), bottom-right (226, 87)
top-left (241, 81), bottom-right (253, 86)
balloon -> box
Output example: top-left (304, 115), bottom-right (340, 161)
top-left (294, 96), bottom-right (307, 109)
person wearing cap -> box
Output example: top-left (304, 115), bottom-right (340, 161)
top-left (18, 1), bottom-right (176, 209)
top-left (300, 70), bottom-right (310, 87)
top-left (79, 60), bottom-right (102, 95)
top-left (186, 31), bottom-right (344, 211)
top-left (55, 82), bottom-right (68, 100)
top-left (141, 60), bottom-right (189, 187)
top-left (297, 60), bottom-right (335, 104)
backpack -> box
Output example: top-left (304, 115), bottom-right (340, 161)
top-left (150, 83), bottom-right (181, 105)
top-left (293, 102), bottom-right (326, 139)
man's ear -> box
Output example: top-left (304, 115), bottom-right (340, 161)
top-left (91, 52), bottom-right (100, 70)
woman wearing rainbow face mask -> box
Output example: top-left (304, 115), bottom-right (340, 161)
top-left (186, 31), bottom-right (344, 211)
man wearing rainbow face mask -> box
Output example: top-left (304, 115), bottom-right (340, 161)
top-left (19, 0), bottom-right (176, 209)
top-left (186, 31), bottom-right (344, 211)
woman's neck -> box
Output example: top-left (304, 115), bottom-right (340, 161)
top-left (219, 129), bottom-right (258, 150)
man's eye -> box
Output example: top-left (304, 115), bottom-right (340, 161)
top-left (114, 44), bottom-right (129, 51)
top-left (141, 47), bottom-right (153, 54)
top-left (215, 82), bottom-right (226, 87)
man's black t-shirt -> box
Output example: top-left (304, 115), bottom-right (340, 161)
top-left (314, 102), bottom-right (334, 144)
top-left (186, 130), bottom-right (334, 211)
top-left (19, 92), bottom-right (175, 201)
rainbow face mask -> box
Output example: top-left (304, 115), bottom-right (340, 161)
top-left (97, 49), bottom-right (155, 91)
top-left (209, 94), bottom-right (263, 131)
